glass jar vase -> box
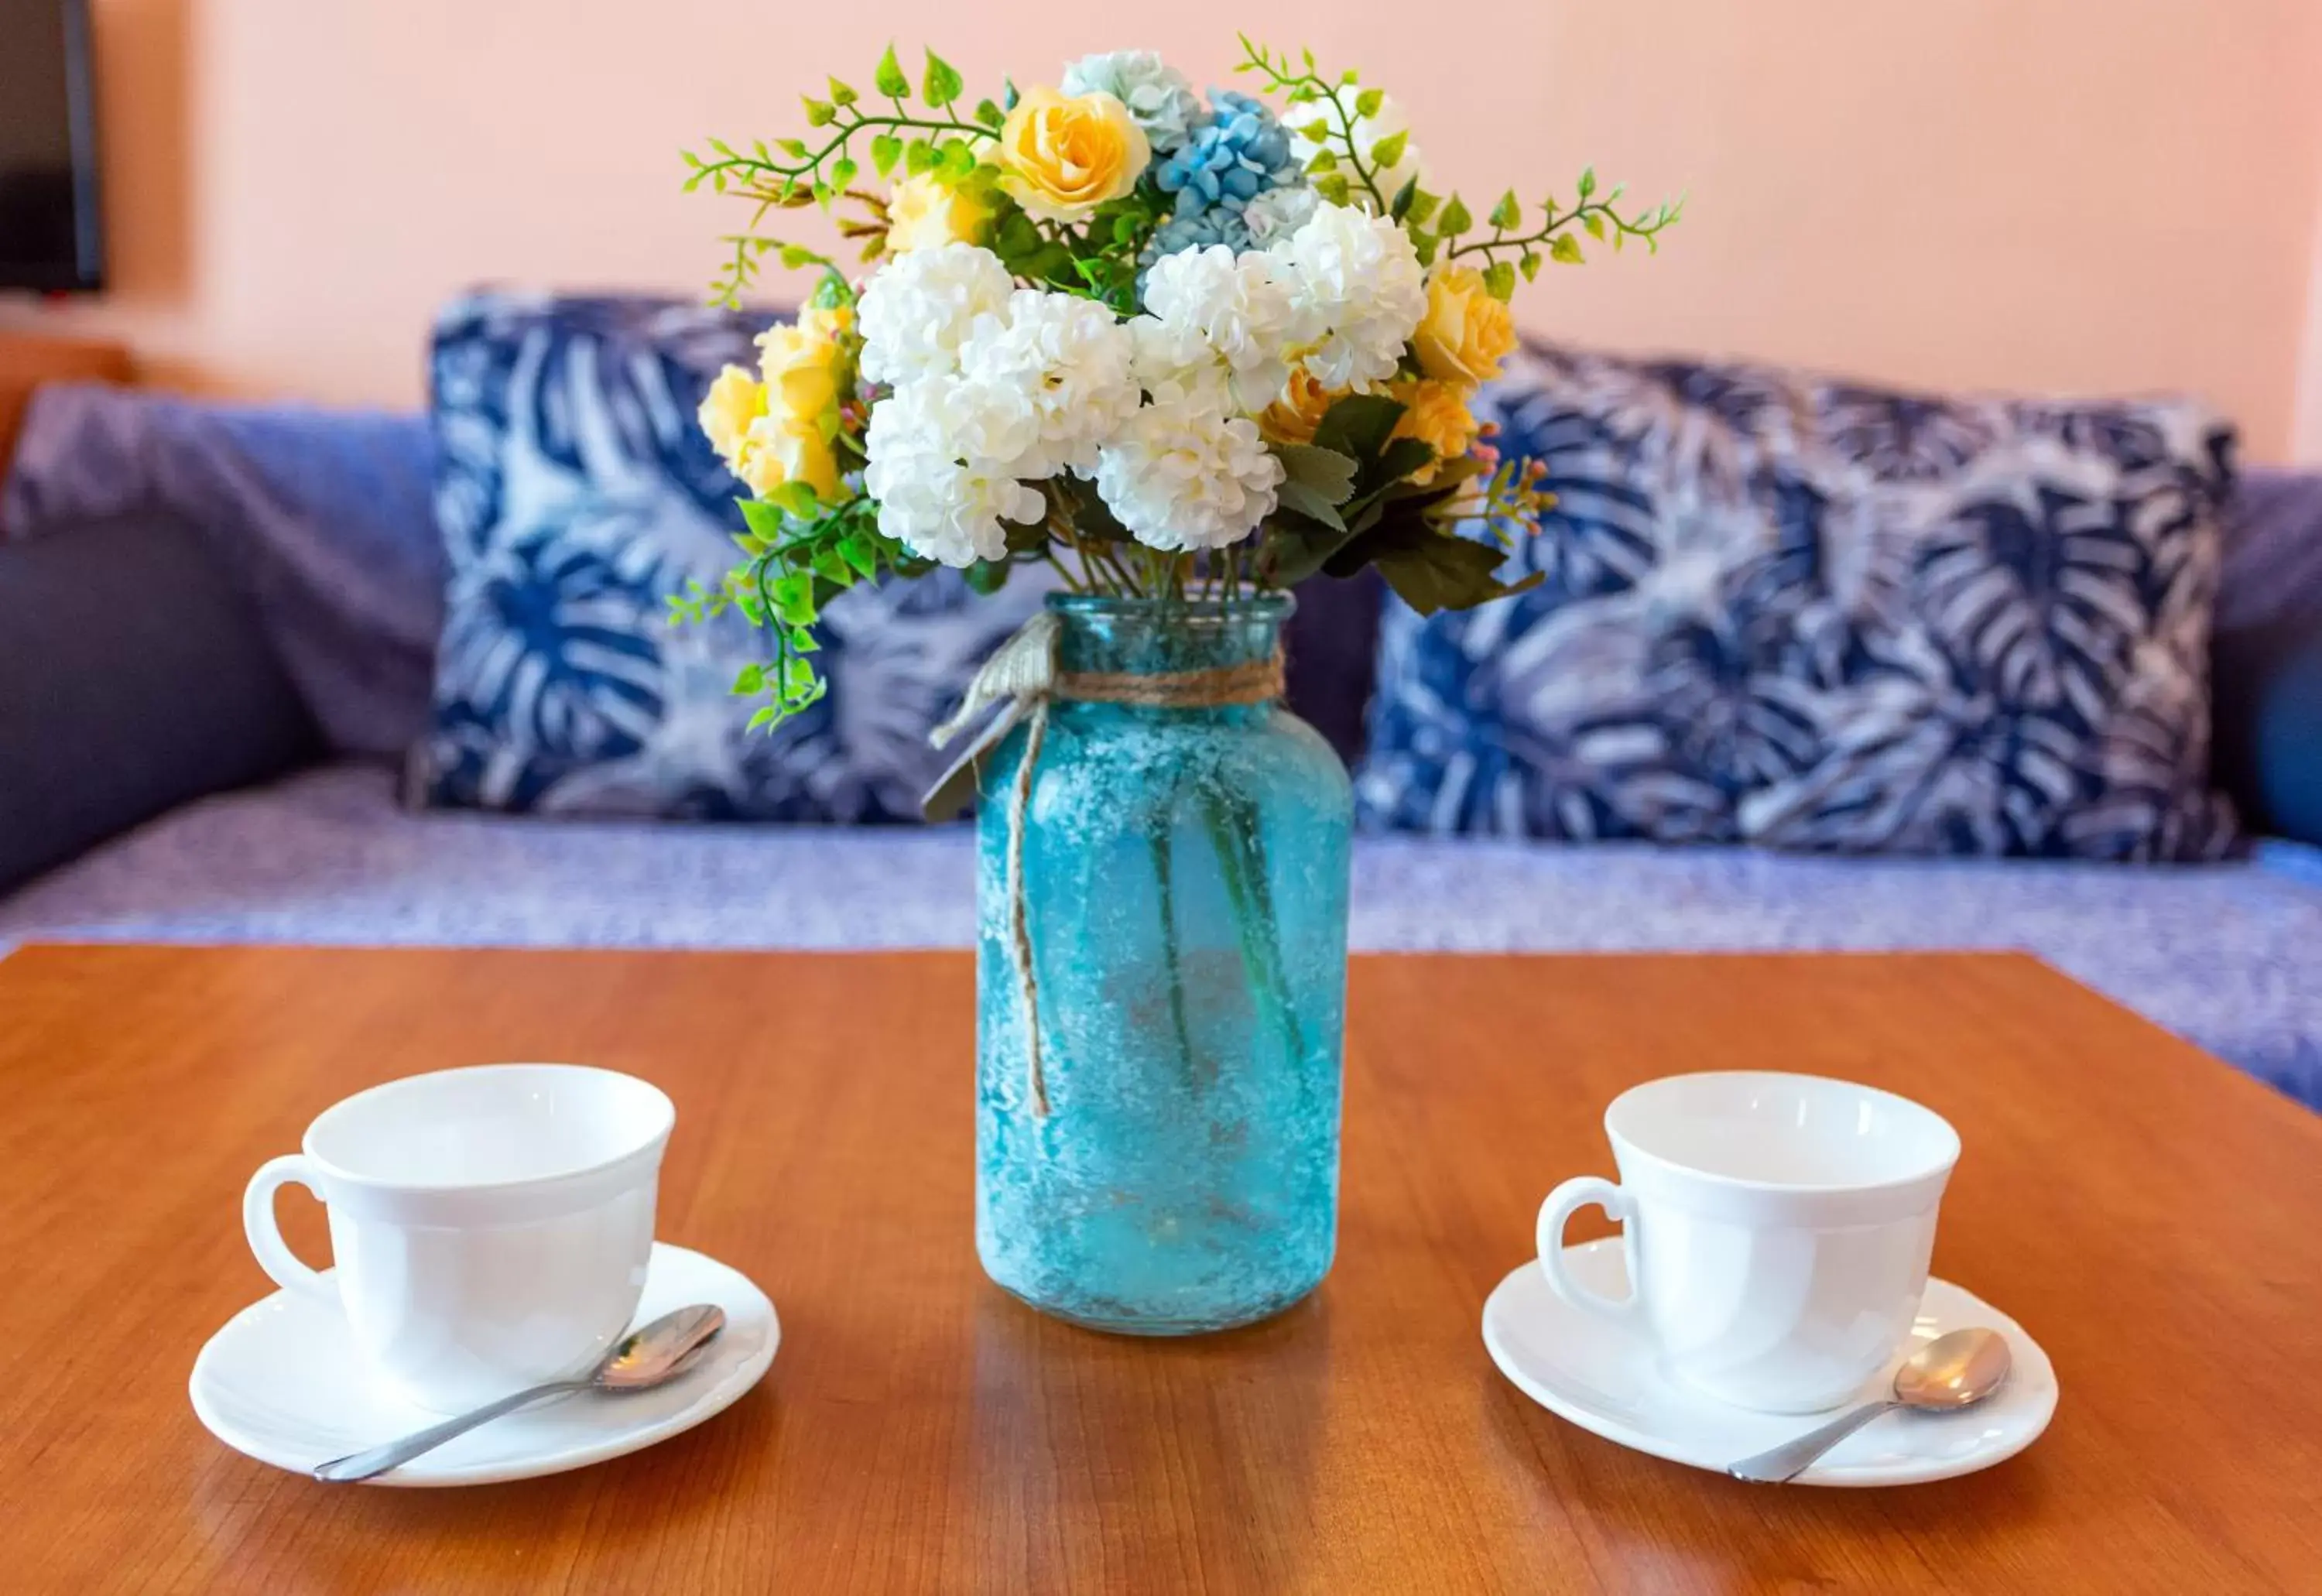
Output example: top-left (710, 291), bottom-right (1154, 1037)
top-left (974, 592), bottom-right (1351, 1334)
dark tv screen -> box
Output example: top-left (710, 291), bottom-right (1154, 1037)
top-left (0, 0), bottom-right (103, 291)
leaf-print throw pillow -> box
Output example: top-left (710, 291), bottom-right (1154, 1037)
top-left (410, 292), bottom-right (1045, 821)
top-left (1354, 344), bottom-right (2239, 860)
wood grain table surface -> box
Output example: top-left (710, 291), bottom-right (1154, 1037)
top-left (2, 943), bottom-right (2319, 1594)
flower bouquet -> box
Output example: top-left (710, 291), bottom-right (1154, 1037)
top-left (680, 41), bottom-right (1675, 1333)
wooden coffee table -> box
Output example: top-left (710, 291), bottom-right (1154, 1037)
top-left (3, 944), bottom-right (2318, 1592)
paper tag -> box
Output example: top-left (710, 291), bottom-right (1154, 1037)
top-left (920, 699), bottom-right (1026, 822)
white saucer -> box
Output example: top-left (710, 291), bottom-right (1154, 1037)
top-left (190, 1242), bottom-right (778, 1486)
top-left (1484, 1239), bottom-right (2057, 1486)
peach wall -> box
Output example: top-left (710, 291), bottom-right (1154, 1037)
top-left (8, 0), bottom-right (2322, 461)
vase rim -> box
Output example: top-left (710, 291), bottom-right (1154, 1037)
top-left (1045, 591), bottom-right (1296, 622)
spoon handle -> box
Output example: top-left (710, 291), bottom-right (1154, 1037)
top-left (313, 1379), bottom-right (590, 1482)
top-left (1727, 1399), bottom-right (1900, 1484)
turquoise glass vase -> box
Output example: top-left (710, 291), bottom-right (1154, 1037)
top-left (974, 592), bottom-right (1351, 1334)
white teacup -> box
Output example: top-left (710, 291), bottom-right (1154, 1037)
top-left (1538, 1071), bottom-right (1960, 1414)
top-left (242, 1063), bottom-right (673, 1414)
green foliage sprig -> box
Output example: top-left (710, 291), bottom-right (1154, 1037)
top-left (1238, 36), bottom-right (1680, 297)
top-left (1440, 173), bottom-right (1683, 298)
top-left (683, 46), bottom-right (1004, 305)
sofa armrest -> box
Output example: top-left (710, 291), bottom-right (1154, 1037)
top-left (0, 512), bottom-right (318, 894)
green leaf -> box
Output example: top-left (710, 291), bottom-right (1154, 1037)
top-left (1276, 480), bottom-right (1348, 530)
top-left (1389, 176), bottom-right (1419, 221)
top-left (923, 50), bottom-right (964, 108)
top-left (774, 137), bottom-right (810, 160)
top-left (870, 133), bottom-right (903, 177)
top-left (1482, 260), bottom-right (1517, 300)
top-left (837, 534), bottom-right (879, 580)
top-left (780, 657), bottom-right (819, 697)
top-left (768, 573), bottom-right (817, 626)
top-left (962, 558), bottom-right (1010, 594)
top-left (829, 156), bottom-right (858, 190)
top-left (1488, 189), bottom-right (1521, 230)
top-left (1327, 516), bottom-right (1543, 615)
top-left (1354, 87), bottom-right (1385, 118)
top-left (1519, 251), bottom-right (1542, 281)
top-left (1274, 442), bottom-right (1360, 505)
top-left (1314, 173), bottom-right (1353, 207)
top-left (1374, 436), bottom-right (1437, 485)
top-left (802, 96), bottom-right (836, 128)
top-left (1369, 130), bottom-right (1409, 173)
top-left (1402, 189), bottom-right (1439, 225)
top-left (974, 98), bottom-right (1006, 129)
top-left (873, 44), bottom-right (910, 99)
top-left (1313, 393), bottom-right (1406, 462)
top-left (733, 663), bottom-right (767, 694)
top-left (1577, 166), bottom-right (1596, 200)
top-left (1582, 211), bottom-right (1604, 241)
top-left (1307, 147), bottom-right (1339, 175)
top-left (738, 498), bottom-right (789, 543)
top-left (827, 76), bottom-right (858, 107)
top-left (904, 139), bottom-right (936, 176)
top-left (1550, 233), bottom-right (1586, 265)
top-left (779, 242), bottom-right (820, 269)
top-left (1257, 513), bottom-right (1355, 587)
top-left (1437, 194), bottom-right (1472, 235)
top-left (938, 139), bottom-right (976, 180)
top-left (747, 705), bottom-right (782, 731)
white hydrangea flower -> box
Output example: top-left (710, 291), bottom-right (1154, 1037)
top-left (1060, 50), bottom-right (1204, 154)
top-left (1140, 245), bottom-right (1312, 412)
top-left (957, 288), bottom-right (1141, 477)
top-left (1272, 202), bottom-right (1426, 390)
top-left (862, 375), bottom-right (1045, 567)
top-left (1094, 385), bottom-right (1285, 553)
top-left (856, 242), bottom-right (1015, 386)
top-left (1125, 311), bottom-right (1218, 393)
top-left (1240, 185), bottom-right (1320, 248)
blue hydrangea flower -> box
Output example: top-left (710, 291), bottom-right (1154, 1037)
top-left (1148, 91), bottom-right (1306, 262)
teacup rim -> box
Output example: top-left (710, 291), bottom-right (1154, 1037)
top-left (300, 1062), bottom-right (675, 1194)
top-left (1603, 1069), bottom-right (1960, 1197)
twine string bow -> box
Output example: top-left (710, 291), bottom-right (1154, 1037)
top-left (922, 610), bottom-right (1286, 1118)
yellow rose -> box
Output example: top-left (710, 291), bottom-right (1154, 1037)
top-left (1389, 379), bottom-right (1481, 485)
top-left (739, 413), bottom-right (841, 501)
top-left (698, 365), bottom-right (767, 474)
top-left (756, 319), bottom-right (844, 423)
top-left (885, 173), bottom-right (995, 252)
top-left (1413, 266), bottom-right (1518, 388)
top-left (1259, 368), bottom-right (1345, 446)
top-left (997, 87), bottom-right (1149, 223)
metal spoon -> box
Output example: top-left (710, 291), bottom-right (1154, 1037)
top-left (313, 1303), bottom-right (726, 1482)
top-left (1727, 1327), bottom-right (2012, 1483)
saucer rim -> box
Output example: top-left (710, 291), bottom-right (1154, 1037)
top-left (189, 1241), bottom-right (778, 1488)
top-left (1482, 1239), bottom-right (2057, 1488)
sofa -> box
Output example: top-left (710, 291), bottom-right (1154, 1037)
top-left (3, 375), bottom-right (2319, 1109)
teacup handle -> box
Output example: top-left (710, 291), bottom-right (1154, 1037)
top-left (1537, 1176), bottom-right (1640, 1319)
top-left (244, 1155), bottom-right (337, 1306)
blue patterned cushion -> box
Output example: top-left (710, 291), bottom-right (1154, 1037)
top-left (1355, 346), bottom-right (2239, 859)
top-left (411, 291), bottom-right (1044, 822)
